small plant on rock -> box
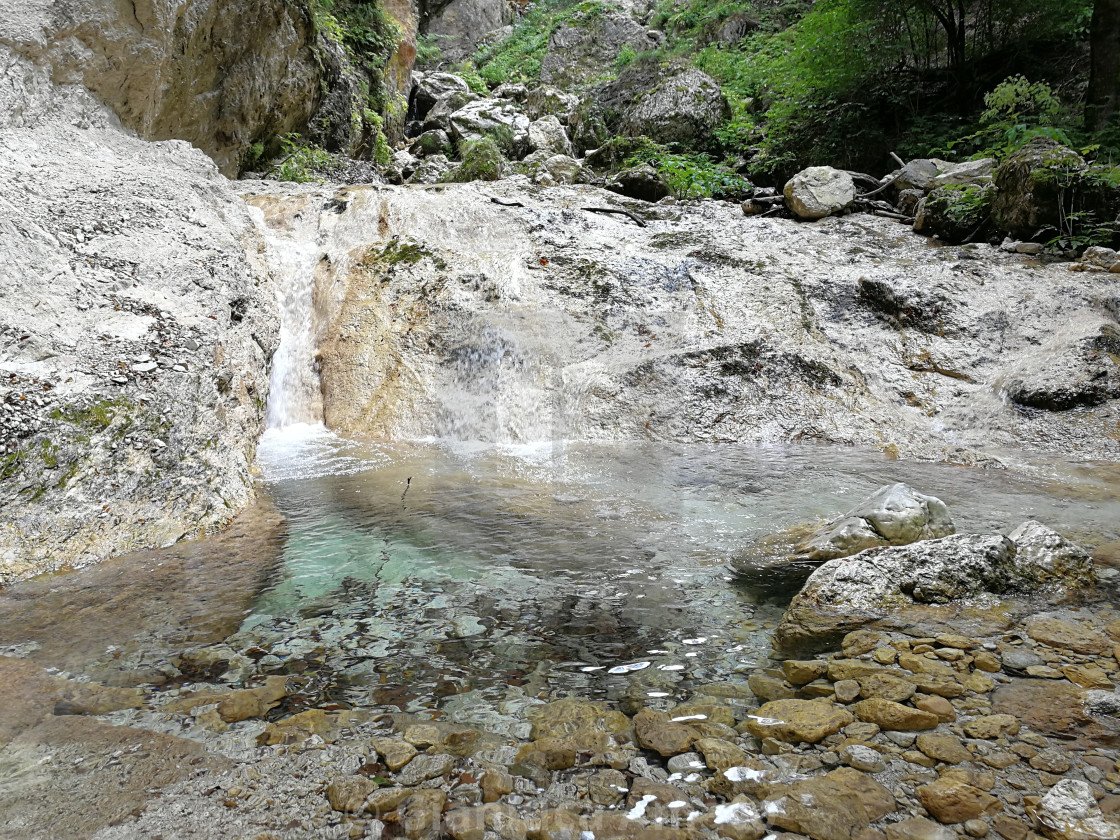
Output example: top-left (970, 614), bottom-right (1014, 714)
top-left (442, 137), bottom-right (506, 183)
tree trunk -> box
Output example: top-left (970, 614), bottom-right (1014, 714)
top-left (1087, 0), bottom-right (1120, 131)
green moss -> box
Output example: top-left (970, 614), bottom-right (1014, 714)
top-left (925, 184), bottom-right (994, 229)
top-left (441, 137), bottom-right (506, 183)
top-left (362, 239), bottom-right (448, 270)
top-left (49, 398), bottom-right (132, 431)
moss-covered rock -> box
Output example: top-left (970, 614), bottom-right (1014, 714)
top-left (914, 183), bottom-right (994, 243)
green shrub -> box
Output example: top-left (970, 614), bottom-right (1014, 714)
top-left (625, 140), bottom-right (752, 199)
top-left (442, 137), bottom-right (506, 182)
top-left (271, 134), bottom-right (333, 182)
top-left (416, 33), bottom-right (444, 66)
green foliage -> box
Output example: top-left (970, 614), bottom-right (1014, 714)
top-left (472, 0), bottom-right (609, 85)
top-left (625, 140), bottom-right (752, 199)
top-left (927, 184), bottom-right (993, 228)
top-left (271, 134), bottom-right (333, 182)
top-left (49, 398), bottom-right (131, 431)
top-left (455, 64), bottom-right (489, 95)
top-left (245, 141), bottom-right (267, 170)
top-left (415, 33), bottom-right (444, 66)
top-left (442, 137), bottom-right (507, 182)
top-left (616, 44), bottom-right (637, 69)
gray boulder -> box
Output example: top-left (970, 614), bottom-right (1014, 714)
top-left (1028, 780), bottom-right (1120, 840)
top-left (796, 483), bottom-right (955, 561)
top-left (620, 67), bottom-right (729, 149)
top-left (541, 12), bottom-right (663, 89)
top-left (784, 167), bottom-right (857, 220)
top-left (410, 129), bottom-right (451, 158)
top-left (449, 99), bottom-right (530, 157)
top-left (606, 164), bottom-right (669, 202)
top-left (528, 116), bottom-right (574, 157)
top-left (991, 137), bottom-right (1087, 239)
top-left (422, 90), bottom-right (481, 133)
top-left (775, 524), bottom-right (1096, 651)
top-left (412, 72), bottom-right (472, 120)
top-left (408, 154), bottom-right (455, 185)
top-left (526, 86), bottom-right (579, 124)
top-left (893, 159), bottom-right (943, 192)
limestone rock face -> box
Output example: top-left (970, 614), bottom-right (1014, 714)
top-left (0, 52), bottom-right (278, 584)
top-left (425, 0), bottom-right (514, 63)
top-left (784, 167), bottom-right (858, 220)
top-left (540, 12), bottom-right (663, 89)
top-left (997, 319), bottom-right (1120, 411)
top-left (0, 0), bottom-right (323, 176)
top-left (527, 115), bottom-right (574, 157)
top-left (412, 72), bottom-right (473, 121)
top-left (796, 483), bottom-right (955, 561)
top-left (621, 67), bottom-right (729, 149)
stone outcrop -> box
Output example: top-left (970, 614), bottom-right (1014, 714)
top-left (620, 66), bottom-right (729, 150)
top-left (424, 0), bottom-right (514, 63)
top-left (0, 52), bottom-right (278, 584)
top-left (795, 483), bottom-right (955, 561)
top-left (0, 0), bottom-right (324, 176)
top-left (540, 10), bottom-right (663, 89)
top-left (775, 524), bottom-right (1096, 650)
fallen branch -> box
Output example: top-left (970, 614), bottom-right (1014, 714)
top-left (582, 206), bottom-right (647, 227)
top-left (890, 151), bottom-right (906, 168)
top-left (489, 196), bottom-right (525, 208)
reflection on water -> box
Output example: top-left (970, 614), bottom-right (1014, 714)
top-left (235, 427), bottom-right (1120, 726)
top-left (1, 426), bottom-right (1118, 731)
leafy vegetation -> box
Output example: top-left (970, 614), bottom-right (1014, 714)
top-left (269, 134), bottom-right (334, 182)
top-left (624, 141), bottom-right (752, 199)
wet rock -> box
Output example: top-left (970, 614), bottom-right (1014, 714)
top-left (538, 808), bottom-right (583, 840)
top-left (373, 737), bottom-right (420, 770)
top-left (859, 674), bottom-right (917, 703)
top-left (992, 680), bottom-right (1120, 747)
top-left (776, 528), bottom-right (1095, 651)
top-left (400, 789), bottom-right (447, 839)
top-left (1027, 780), bottom-right (1120, 840)
top-left (621, 67), bottom-right (729, 150)
top-left (784, 167), bottom-right (857, 220)
top-left (744, 699), bottom-right (854, 743)
top-left (918, 776), bottom-right (1001, 824)
top-left (963, 714), bottom-right (1020, 739)
top-left (887, 817), bottom-right (958, 840)
top-left (409, 154), bottom-right (456, 185)
top-left (914, 695), bottom-right (956, 722)
top-left (894, 159), bottom-right (944, 192)
top-left (587, 769), bottom-right (629, 806)
top-left (327, 777), bottom-right (380, 813)
top-left (765, 767), bottom-right (895, 840)
top-left (397, 753), bottom-right (457, 785)
top-left (634, 708), bottom-right (698, 756)
top-left (841, 743), bottom-right (887, 772)
top-left (782, 660), bottom-right (829, 685)
top-left (852, 698), bottom-right (938, 731)
top-left (749, 673), bottom-right (798, 701)
top-left (482, 769), bottom-right (515, 803)
top-left (795, 483), bottom-right (955, 562)
top-left (694, 738), bottom-right (750, 772)
top-left (529, 697), bottom-right (631, 741)
top-left (1025, 614), bottom-right (1111, 655)
top-left (998, 321), bottom-right (1120, 411)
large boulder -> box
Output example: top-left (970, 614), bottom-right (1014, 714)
top-left (775, 524), bottom-right (1095, 651)
top-left (930, 158), bottom-right (995, 188)
top-left (412, 72), bottom-right (473, 121)
top-left (541, 12), bottom-right (663, 89)
top-left (525, 86), bottom-right (580, 124)
top-left (449, 99), bottom-right (531, 157)
top-left (913, 184), bottom-right (994, 243)
top-left (620, 67), bottom-right (730, 150)
top-left (991, 137), bottom-right (1089, 239)
top-left (1027, 780), bottom-right (1120, 840)
top-left (528, 116), bottom-right (574, 157)
top-left (796, 483), bottom-right (955, 561)
top-left (784, 167), bottom-right (857, 220)
top-left (606, 164), bottom-right (670, 202)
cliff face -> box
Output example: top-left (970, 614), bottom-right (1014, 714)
top-left (0, 50), bottom-right (280, 584)
top-left (0, 0), bottom-right (324, 176)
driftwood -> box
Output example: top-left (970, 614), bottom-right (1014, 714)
top-left (582, 206), bottom-right (647, 227)
top-left (489, 196), bottom-right (525, 208)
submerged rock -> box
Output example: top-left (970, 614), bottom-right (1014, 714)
top-left (775, 524), bottom-right (1095, 651)
top-left (1028, 779), bottom-right (1120, 840)
top-left (797, 483), bottom-right (955, 561)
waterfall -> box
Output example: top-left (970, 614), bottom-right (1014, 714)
top-left (251, 203), bottom-right (328, 431)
